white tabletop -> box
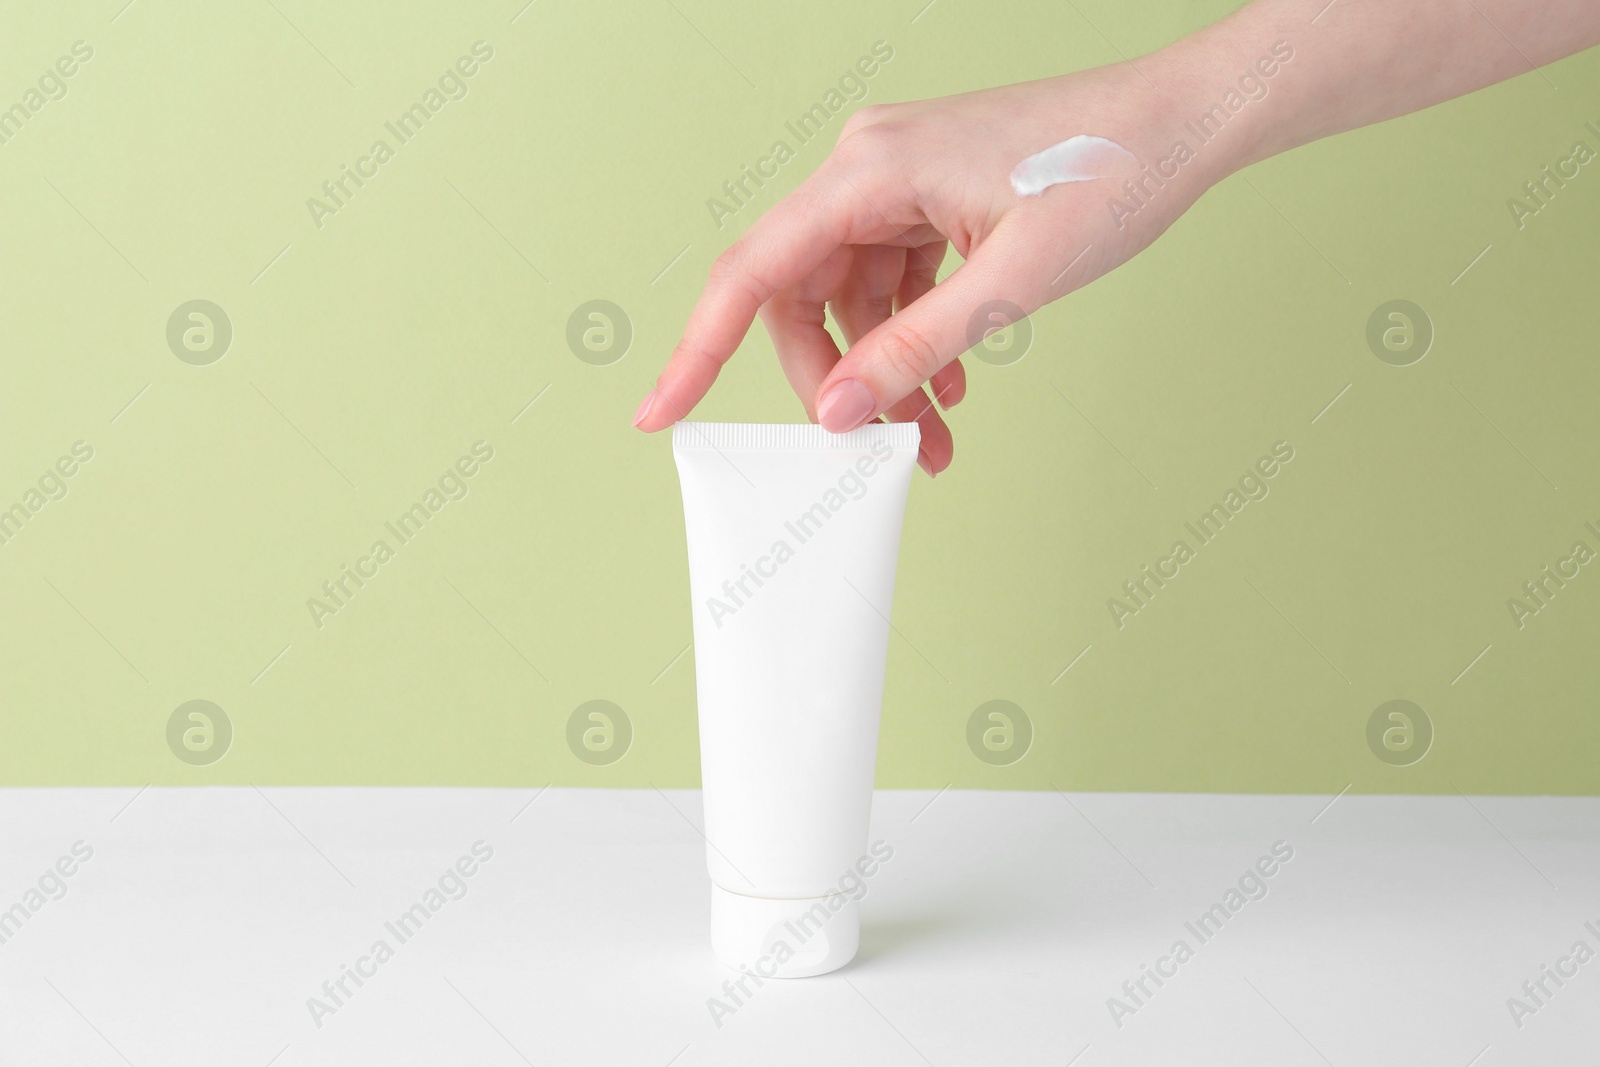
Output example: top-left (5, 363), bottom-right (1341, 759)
top-left (0, 787), bottom-right (1594, 1065)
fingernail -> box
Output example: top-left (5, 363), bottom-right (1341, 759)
top-left (816, 379), bottom-right (877, 433)
top-left (632, 390), bottom-right (657, 428)
top-left (917, 450), bottom-right (935, 478)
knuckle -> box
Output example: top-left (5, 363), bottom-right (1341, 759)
top-left (709, 243), bottom-right (745, 283)
top-left (708, 242), bottom-right (771, 302)
top-left (875, 321), bottom-right (941, 384)
top-left (838, 104), bottom-right (889, 141)
top-left (833, 120), bottom-right (899, 165)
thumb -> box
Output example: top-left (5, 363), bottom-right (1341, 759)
top-left (813, 232), bottom-right (1049, 433)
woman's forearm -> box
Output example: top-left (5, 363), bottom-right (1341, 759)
top-left (1158, 0), bottom-right (1600, 178)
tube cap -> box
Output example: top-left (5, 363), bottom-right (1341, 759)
top-left (709, 883), bottom-right (860, 978)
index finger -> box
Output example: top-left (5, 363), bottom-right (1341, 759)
top-left (632, 171), bottom-right (863, 432)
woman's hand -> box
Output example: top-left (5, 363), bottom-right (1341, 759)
top-left (632, 62), bottom-right (1222, 475)
top-left (633, 0), bottom-right (1600, 476)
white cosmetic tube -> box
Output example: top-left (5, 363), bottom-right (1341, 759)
top-left (672, 421), bottom-right (919, 977)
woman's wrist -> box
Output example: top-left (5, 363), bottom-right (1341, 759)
top-left (1142, 7), bottom-right (1304, 187)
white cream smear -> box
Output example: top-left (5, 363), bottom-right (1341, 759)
top-left (1010, 135), bottom-right (1138, 197)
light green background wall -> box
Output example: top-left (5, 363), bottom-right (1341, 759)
top-left (2, 0), bottom-right (1596, 793)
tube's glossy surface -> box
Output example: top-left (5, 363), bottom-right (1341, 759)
top-left (673, 422), bottom-right (918, 977)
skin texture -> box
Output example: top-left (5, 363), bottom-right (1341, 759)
top-left (634, 0), bottom-right (1600, 477)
